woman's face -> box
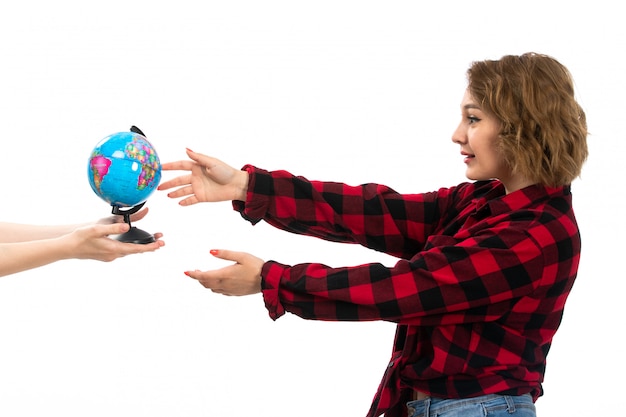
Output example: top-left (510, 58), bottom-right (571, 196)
top-left (452, 90), bottom-right (519, 192)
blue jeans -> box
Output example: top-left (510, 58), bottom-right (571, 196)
top-left (407, 394), bottom-right (536, 417)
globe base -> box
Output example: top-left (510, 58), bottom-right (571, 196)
top-left (110, 202), bottom-right (156, 244)
top-left (113, 226), bottom-right (156, 244)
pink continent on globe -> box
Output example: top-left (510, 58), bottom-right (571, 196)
top-left (90, 155), bottom-right (111, 191)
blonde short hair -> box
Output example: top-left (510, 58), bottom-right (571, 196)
top-left (467, 53), bottom-right (588, 187)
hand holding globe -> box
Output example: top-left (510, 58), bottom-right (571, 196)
top-left (87, 126), bottom-right (161, 244)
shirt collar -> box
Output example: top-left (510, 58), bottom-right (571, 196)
top-left (473, 182), bottom-right (570, 217)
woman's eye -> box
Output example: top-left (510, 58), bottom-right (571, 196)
top-left (468, 116), bottom-right (480, 124)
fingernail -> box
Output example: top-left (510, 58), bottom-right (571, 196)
top-left (210, 249), bottom-right (219, 256)
top-left (184, 271), bottom-right (191, 276)
top-left (186, 148), bottom-right (194, 153)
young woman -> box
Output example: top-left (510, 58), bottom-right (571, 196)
top-left (158, 52), bottom-right (588, 417)
top-left (0, 208), bottom-right (164, 277)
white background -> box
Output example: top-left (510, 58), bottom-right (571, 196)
top-left (0, 1), bottom-right (622, 416)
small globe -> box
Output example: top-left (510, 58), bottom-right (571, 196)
top-left (87, 131), bottom-right (161, 208)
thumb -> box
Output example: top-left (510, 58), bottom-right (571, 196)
top-left (210, 249), bottom-right (244, 263)
top-left (186, 148), bottom-right (209, 163)
top-left (101, 222), bottom-right (130, 236)
top-left (186, 149), bottom-right (220, 170)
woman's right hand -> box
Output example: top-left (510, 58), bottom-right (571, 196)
top-left (158, 149), bottom-right (249, 206)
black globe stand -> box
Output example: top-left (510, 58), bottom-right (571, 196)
top-left (111, 201), bottom-right (156, 244)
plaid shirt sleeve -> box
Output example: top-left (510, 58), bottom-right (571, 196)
top-left (233, 165), bottom-right (581, 415)
top-left (234, 165), bottom-right (455, 257)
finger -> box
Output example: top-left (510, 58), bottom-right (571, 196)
top-left (143, 238), bottom-right (165, 248)
top-left (116, 240), bottom-right (163, 255)
top-left (167, 187), bottom-right (200, 206)
top-left (184, 269), bottom-right (208, 281)
top-left (185, 150), bottom-right (222, 172)
top-left (160, 160), bottom-right (196, 172)
top-left (209, 249), bottom-right (246, 263)
top-left (185, 269), bottom-right (223, 289)
top-left (138, 241), bottom-right (165, 251)
top-left (122, 241), bottom-right (159, 253)
top-left (164, 184), bottom-right (195, 199)
top-left (98, 222), bottom-right (131, 236)
top-left (158, 175), bottom-right (192, 191)
top-left (129, 207), bottom-right (149, 222)
top-left (185, 148), bottom-right (206, 162)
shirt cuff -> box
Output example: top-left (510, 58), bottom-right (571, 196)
top-left (261, 261), bottom-right (287, 320)
top-left (231, 165), bottom-right (271, 225)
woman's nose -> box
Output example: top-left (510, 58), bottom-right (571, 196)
top-left (451, 123), bottom-right (466, 144)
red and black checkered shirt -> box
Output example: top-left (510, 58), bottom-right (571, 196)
top-left (233, 165), bottom-right (581, 417)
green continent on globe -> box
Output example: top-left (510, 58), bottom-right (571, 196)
top-left (125, 138), bottom-right (159, 190)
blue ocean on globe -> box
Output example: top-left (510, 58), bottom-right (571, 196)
top-left (88, 131), bottom-right (162, 208)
